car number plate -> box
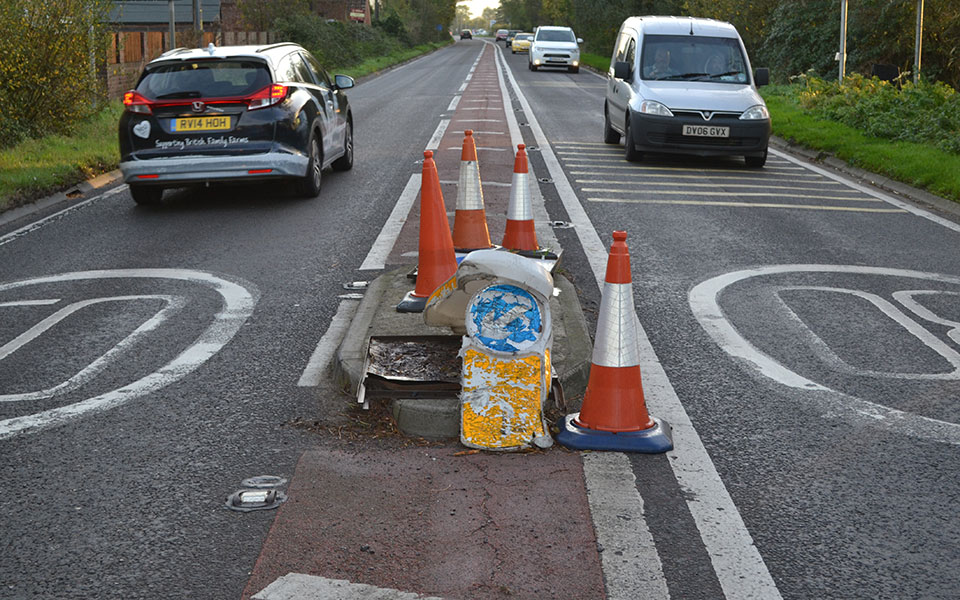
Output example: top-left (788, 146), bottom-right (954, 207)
top-left (170, 116), bottom-right (231, 132)
top-left (683, 125), bottom-right (729, 138)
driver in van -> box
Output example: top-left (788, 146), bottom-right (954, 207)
top-left (645, 48), bottom-right (674, 79)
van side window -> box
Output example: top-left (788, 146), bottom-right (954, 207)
top-left (625, 38), bottom-right (636, 67)
top-left (614, 34), bottom-right (629, 62)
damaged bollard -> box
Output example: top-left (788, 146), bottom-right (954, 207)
top-left (425, 250), bottom-right (554, 451)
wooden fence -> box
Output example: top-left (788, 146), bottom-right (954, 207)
top-left (106, 30), bottom-right (277, 98)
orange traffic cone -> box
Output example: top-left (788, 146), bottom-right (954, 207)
top-left (451, 130), bottom-right (492, 252)
top-left (397, 151), bottom-right (458, 313)
top-left (555, 231), bottom-right (672, 452)
top-left (501, 144), bottom-right (539, 252)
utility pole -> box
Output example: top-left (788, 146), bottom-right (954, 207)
top-left (914, 0), bottom-right (924, 84)
top-left (838, 0), bottom-right (848, 82)
top-left (168, 0), bottom-right (176, 49)
top-left (193, 0), bottom-right (203, 40)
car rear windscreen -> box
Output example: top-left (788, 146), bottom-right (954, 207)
top-left (137, 60), bottom-right (271, 100)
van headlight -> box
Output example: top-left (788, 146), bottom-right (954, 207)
top-left (639, 100), bottom-right (674, 117)
top-left (740, 105), bottom-right (770, 120)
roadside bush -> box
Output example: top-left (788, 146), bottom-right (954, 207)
top-left (0, 0), bottom-right (109, 148)
top-left (273, 15), bottom-right (406, 69)
top-left (793, 73), bottom-right (960, 154)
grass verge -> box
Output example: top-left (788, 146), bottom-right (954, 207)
top-left (333, 40), bottom-right (452, 80)
top-left (581, 52), bottom-right (608, 73)
top-left (761, 86), bottom-right (960, 203)
top-left (0, 40), bottom-right (452, 213)
top-left (0, 102), bottom-right (123, 213)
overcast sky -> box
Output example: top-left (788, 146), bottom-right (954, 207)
top-left (462, 0), bottom-right (499, 19)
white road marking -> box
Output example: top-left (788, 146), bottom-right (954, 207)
top-left (446, 95), bottom-right (461, 111)
top-left (252, 573), bottom-right (444, 600)
top-left (0, 295), bottom-right (185, 402)
top-left (0, 299), bottom-right (60, 307)
top-left (359, 174), bottom-right (421, 271)
top-left (570, 171), bottom-right (829, 183)
top-left (576, 181), bottom-right (849, 192)
top-left (583, 452), bottom-right (670, 600)
top-left (583, 189), bottom-right (881, 201)
top-left (497, 46), bottom-right (784, 600)
top-left (0, 269), bottom-right (257, 440)
top-left (297, 299), bottom-right (360, 387)
top-left (426, 119), bottom-right (450, 151)
top-left (771, 148), bottom-right (960, 234)
top-left (586, 198), bottom-right (905, 213)
top-left (0, 186), bottom-right (128, 247)
top-left (688, 264), bottom-right (960, 445)
top-left (774, 286), bottom-right (960, 379)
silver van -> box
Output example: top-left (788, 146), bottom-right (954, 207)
top-left (604, 16), bottom-right (770, 166)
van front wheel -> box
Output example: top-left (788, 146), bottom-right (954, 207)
top-left (603, 106), bottom-right (621, 144)
top-left (745, 148), bottom-right (767, 168)
top-left (624, 115), bottom-right (643, 162)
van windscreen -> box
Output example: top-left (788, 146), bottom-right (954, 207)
top-left (640, 35), bottom-right (748, 83)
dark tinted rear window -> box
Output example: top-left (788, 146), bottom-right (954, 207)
top-left (137, 60), bottom-right (271, 100)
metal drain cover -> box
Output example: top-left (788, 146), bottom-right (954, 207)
top-left (226, 489), bottom-right (287, 512)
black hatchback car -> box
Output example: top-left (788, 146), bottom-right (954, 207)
top-left (119, 42), bottom-right (354, 205)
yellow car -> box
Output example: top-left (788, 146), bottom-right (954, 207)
top-left (511, 33), bottom-right (534, 54)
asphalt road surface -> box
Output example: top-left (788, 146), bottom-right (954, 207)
top-left (1, 38), bottom-right (959, 599)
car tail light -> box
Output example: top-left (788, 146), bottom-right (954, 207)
top-left (247, 84), bottom-right (288, 110)
top-left (123, 90), bottom-right (153, 114)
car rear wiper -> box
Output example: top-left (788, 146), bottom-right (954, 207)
top-left (156, 91), bottom-right (202, 99)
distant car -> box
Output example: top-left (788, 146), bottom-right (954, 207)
top-left (511, 33), bottom-right (534, 54)
top-left (460, 30), bottom-right (472, 39)
top-left (529, 25), bottom-right (582, 73)
top-left (504, 30), bottom-right (521, 46)
top-left (495, 29), bottom-right (509, 42)
top-left (119, 42), bottom-right (354, 205)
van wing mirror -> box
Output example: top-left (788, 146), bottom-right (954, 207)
top-left (613, 61), bottom-right (632, 81)
top-left (754, 68), bottom-right (769, 87)
top-left (576, 38), bottom-right (583, 44)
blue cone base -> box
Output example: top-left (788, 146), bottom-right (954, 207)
top-left (396, 291), bottom-right (428, 313)
top-left (555, 413), bottom-right (673, 453)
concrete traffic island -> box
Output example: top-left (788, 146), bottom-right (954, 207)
top-left (333, 265), bottom-right (592, 442)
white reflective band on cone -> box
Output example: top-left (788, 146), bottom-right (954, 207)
top-left (592, 282), bottom-right (641, 367)
top-left (507, 172), bottom-right (533, 220)
top-left (457, 161), bottom-right (484, 209)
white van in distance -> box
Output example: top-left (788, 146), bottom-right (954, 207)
top-left (604, 16), bottom-right (771, 166)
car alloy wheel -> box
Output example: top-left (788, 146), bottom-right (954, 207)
top-left (298, 133), bottom-right (322, 198)
top-left (332, 121), bottom-right (353, 172)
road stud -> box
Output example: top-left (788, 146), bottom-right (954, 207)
top-left (397, 150), bottom-right (458, 313)
top-left (556, 231), bottom-right (673, 453)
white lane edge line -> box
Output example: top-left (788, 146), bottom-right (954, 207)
top-left (583, 452), bottom-right (670, 600)
top-left (359, 174), bottom-right (421, 271)
top-left (425, 119), bottom-right (450, 151)
top-left (497, 45), bottom-right (784, 600)
top-left (496, 48), bottom-right (669, 600)
top-left (297, 299), bottom-right (361, 387)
